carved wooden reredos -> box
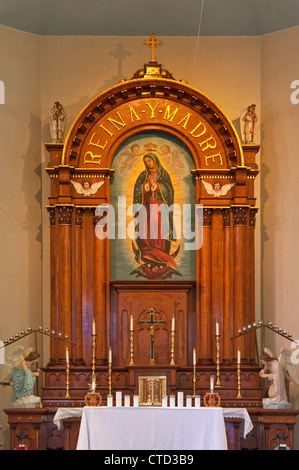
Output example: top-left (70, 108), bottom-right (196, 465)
top-left (44, 45), bottom-right (260, 406)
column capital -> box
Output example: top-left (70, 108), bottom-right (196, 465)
top-left (47, 206), bottom-right (56, 226)
top-left (57, 205), bottom-right (74, 225)
top-left (232, 206), bottom-right (249, 226)
top-left (202, 208), bottom-right (214, 227)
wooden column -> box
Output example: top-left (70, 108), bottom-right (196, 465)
top-left (47, 207), bottom-right (59, 363)
top-left (222, 208), bottom-right (233, 362)
top-left (211, 210), bottom-right (224, 362)
top-left (93, 209), bottom-right (107, 364)
top-left (248, 208), bottom-right (258, 362)
top-left (232, 206), bottom-right (248, 361)
top-left (57, 205), bottom-right (73, 362)
top-left (73, 207), bottom-right (84, 364)
top-left (199, 208), bottom-right (213, 362)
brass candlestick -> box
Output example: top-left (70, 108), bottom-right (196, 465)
top-left (215, 334), bottom-right (222, 387)
top-left (204, 392), bottom-right (221, 407)
top-left (90, 323), bottom-right (97, 393)
top-left (129, 328), bottom-right (134, 365)
top-left (85, 323), bottom-right (102, 406)
top-left (65, 361), bottom-right (70, 398)
top-left (192, 363), bottom-right (196, 397)
top-left (236, 361), bottom-right (242, 398)
top-left (170, 329), bottom-right (176, 365)
top-left (91, 332), bottom-right (96, 381)
top-left (108, 361), bottom-right (112, 396)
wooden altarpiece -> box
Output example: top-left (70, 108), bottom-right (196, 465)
top-left (42, 49), bottom-right (262, 410)
top-left (5, 39), bottom-right (299, 451)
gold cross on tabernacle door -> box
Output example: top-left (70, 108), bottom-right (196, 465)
top-left (144, 33), bottom-right (162, 62)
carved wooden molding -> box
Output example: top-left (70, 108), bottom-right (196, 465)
top-left (202, 208), bottom-right (214, 227)
top-left (74, 207), bottom-right (84, 227)
top-left (47, 206), bottom-right (56, 226)
top-left (221, 208), bottom-right (231, 228)
top-left (60, 78), bottom-right (245, 170)
top-left (57, 205), bottom-right (73, 225)
top-left (232, 206), bottom-right (249, 226)
top-left (249, 208), bottom-right (258, 228)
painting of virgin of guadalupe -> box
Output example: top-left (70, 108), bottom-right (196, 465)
top-left (131, 151), bottom-right (180, 279)
top-left (109, 131), bottom-right (196, 281)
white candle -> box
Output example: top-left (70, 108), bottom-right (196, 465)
top-left (109, 347), bottom-right (112, 365)
top-left (210, 375), bottom-right (214, 393)
top-left (92, 319), bottom-right (96, 335)
top-left (193, 348), bottom-right (196, 365)
top-left (216, 320), bottom-right (219, 336)
top-left (116, 391), bottom-right (122, 407)
top-left (124, 395), bottom-right (130, 407)
top-left (107, 395), bottom-right (113, 407)
top-left (172, 315), bottom-right (175, 332)
top-left (162, 395), bottom-right (168, 407)
top-left (130, 315), bottom-right (133, 331)
top-left (195, 395), bottom-right (201, 408)
top-left (237, 348), bottom-right (241, 364)
top-left (177, 391), bottom-right (184, 407)
top-left (65, 347), bottom-right (69, 365)
top-left (169, 395), bottom-right (175, 407)
top-left (133, 395), bottom-right (139, 407)
top-left (186, 396), bottom-right (192, 407)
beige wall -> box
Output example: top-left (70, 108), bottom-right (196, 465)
top-left (0, 25), bottom-right (42, 449)
top-left (261, 26), bottom-right (299, 349)
top-left (1, 24), bottom-right (299, 448)
top-left (261, 26), bottom-right (299, 444)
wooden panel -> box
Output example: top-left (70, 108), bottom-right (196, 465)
top-left (111, 282), bottom-right (193, 368)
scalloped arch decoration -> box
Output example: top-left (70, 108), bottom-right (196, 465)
top-left (62, 78), bottom-right (244, 170)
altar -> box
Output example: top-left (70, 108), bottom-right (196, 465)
top-left (76, 406), bottom-right (227, 450)
top-left (52, 405), bottom-right (253, 451)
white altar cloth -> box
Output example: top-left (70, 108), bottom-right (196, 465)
top-left (53, 407), bottom-right (252, 436)
top-left (75, 406), bottom-right (228, 450)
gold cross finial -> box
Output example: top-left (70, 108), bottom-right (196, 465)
top-left (144, 33), bottom-right (162, 62)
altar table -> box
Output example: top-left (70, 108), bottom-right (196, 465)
top-left (75, 406), bottom-right (228, 450)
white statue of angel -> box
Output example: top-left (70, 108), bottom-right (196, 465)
top-left (201, 180), bottom-right (235, 198)
top-left (0, 346), bottom-right (41, 408)
top-left (259, 347), bottom-right (299, 409)
top-left (278, 347), bottom-right (299, 386)
top-left (70, 180), bottom-right (104, 196)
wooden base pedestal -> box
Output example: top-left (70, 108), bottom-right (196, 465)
top-left (4, 407), bottom-right (299, 450)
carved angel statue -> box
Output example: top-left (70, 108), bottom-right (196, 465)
top-left (50, 101), bottom-right (66, 143)
top-left (259, 347), bottom-right (299, 409)
top-left (71, 180), bottom-right (104, 196)
top-left (201, 180), bottom-right (235, 198)
top-left (0, 346), bottom-right (41, 408)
